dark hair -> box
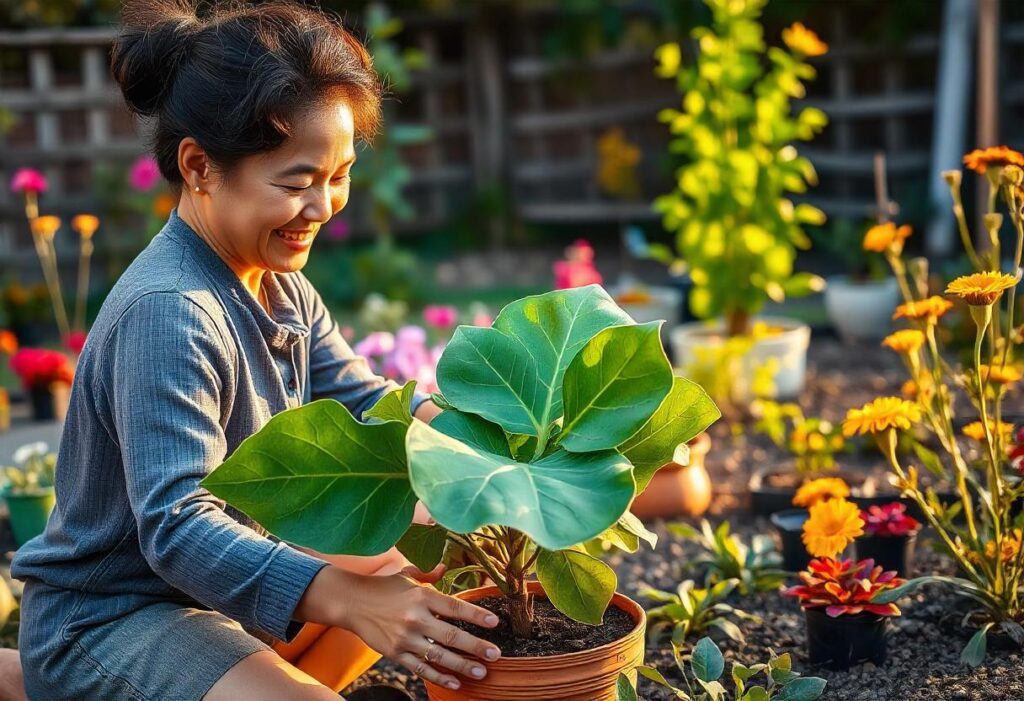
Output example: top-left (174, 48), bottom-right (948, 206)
top-left (111, 0), bottom-right (381, 186)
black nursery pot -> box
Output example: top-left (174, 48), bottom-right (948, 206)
top-left (854, 530), bottom-right (919, 577)
top-left (28, 385), bottom-right (56, 421)
top-left (805, 608), bottom-right (888, 670)
top-left (770, 509), bottom-right (811, 572)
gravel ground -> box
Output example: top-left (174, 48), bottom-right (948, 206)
top-left (347, 339), bottom-right (1024, 700)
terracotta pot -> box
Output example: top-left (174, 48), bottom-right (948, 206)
top-left (422, 581), bottom-right (646, 701)
top-left (631, 432), bottom-right (712, 519)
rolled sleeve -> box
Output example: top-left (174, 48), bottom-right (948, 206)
top-left (107, 292), bottom-right (326, 640)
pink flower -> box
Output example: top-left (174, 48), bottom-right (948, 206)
top-left (64, 331), bottom-right (87, 355)
top-left (423, 305), bottom-right (458, 329)
top-left (860, 502), bottom-right (921, 537)
top-left (129, 156), bottom-right (160, 192)
top-left (10, 168), bottom-right (47, 194)
top-left (554, 260), bottom-right (603, 289)
top-left (340, 326), bottom-right (355, 341)
top-left (327, 217), bottom-right (351, 241)
top-left (472, 312), bottom-right (492, 327)
top-left (396, 325), bottom-right (428, 348)
top-left (353, 331), bottom-right (395, 359)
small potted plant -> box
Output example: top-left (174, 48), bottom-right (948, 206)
top-left (750, 400), bottom-right (875, 515)
top-left (2, 441), bottom-right (56, 547)
top-left (854, 502), bottom-right (921, 576)
top-left (770, 476), bottom-right (850, 572)
top-left (821, 220), bottom-right (903, 342)
top-left (782, 497), bottom-right (905, 669)
top-left (203, 285), bottom-right (720, 699)
top-left (630, 431), bottom-right (714, 519)
top-left (9, 348), bottom-right (74, 421)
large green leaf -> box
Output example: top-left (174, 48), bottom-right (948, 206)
top-left (406, 420), bottom-right (634, 550)
top-left (620, 377), bottom-right (720, 491)
top-left (396, 524), bottom-right (448, 572)
top-left (560, 322), bottom-right (674, 452)
top-left (364, 381), bottom-right (417, 425)
top-left (202, 399), bottom-right (413, 556)
top-left (432, 410), bottom-right (511, 457)
top-left (536, 548), bottom-right (617, 624)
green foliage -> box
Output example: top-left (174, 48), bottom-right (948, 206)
top-left (638, 636), bottom-right (826, 701)
top-left (653, 0), bottom-right (827, 334)
top-left (642, 579), bottom-right (759, 646)
top-left (667, 520), bottom-right (786, 595)
top-left (2, 442), bottom-right (55, 496)
top-left (750, 400), bottom-right (846, 475)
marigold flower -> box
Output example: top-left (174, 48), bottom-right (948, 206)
top-left (968, 530), bottom-right (1023, 565)
top-left (961, 420), bottom-right (1015, 443)
top-left (31, 215), bottom-right (61, 241)
top-left (946, 272), bottom-right (1017, 306)
top-left (793, 477), bottom-right (850, 508)
top-left (863, 222), bottom-right (912, 254)
top-left (0, 330), bottom-right (17, 356)
top-left (893, 296), bottom-right (954, 321)
top-left (963, 146), bottom-right (1024, 175)
top-left (881, 329), bottom-right (925, 354)
top-left (843, 397), bottom-right (921, 437)
top-left (782, 22), bottom-right (828, 57)
top-left (10, 167), bottom-right (47, 194)
top-left (802, 498), bottom-right (864, 559)
top-left (71, 214), bottom-right (99, 240)
top-left (978, 363), bottom-right (1022, 386)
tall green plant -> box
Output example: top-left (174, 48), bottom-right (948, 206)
top-left (653, 0), bottom-right (828, 336)
top-left (203, 286), bottom-right (720, 637)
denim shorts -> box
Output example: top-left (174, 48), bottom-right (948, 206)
top-left (19, 580), bottom-right (270, 701)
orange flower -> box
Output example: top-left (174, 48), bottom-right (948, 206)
top-left (153, 192), bottom-right (177, 219)
top-left (946, 272), bottom-right (1017, 306)
top-left (31, 215), bottom-right (61, 241)
top-left (963, 146), bottom-right (1024, 175)
top-left (843, 397), bottom-right (921, 437)
top-left (961, 420), bottom-right (1015, 443)
top-left (802, 498), bottom-right (864, 559)
top-left (893, 296), bottom-right (954, 321)
top-left (978, 364), bottom-right (1022, 385)
top-left (793, 477), bottom-right (850, 508)
top-left (71, 214), bottom-right (100, 239)
top-left (882, 329), bottom-right (925, 354)
top-left (782, 22), bottom-right (828, 57)
top-left (0, 330), bottom-right (17, 355)
top-left (863, 222), bottom-right (912, 254)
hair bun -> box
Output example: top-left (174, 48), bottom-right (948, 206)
top-left (111, 0), bottom-right (201, 116)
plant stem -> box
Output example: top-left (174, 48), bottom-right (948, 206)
top-left (448, 533), bottom-right (508, 594)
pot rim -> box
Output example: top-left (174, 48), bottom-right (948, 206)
top-left (824, 275), bottom-right (899, 289)
top-left (671, 316), bottom-right (809, 342)
top-left (769, 508), bottom-right (809, 530)
top-left (451, 580), bottom-right (646, 663)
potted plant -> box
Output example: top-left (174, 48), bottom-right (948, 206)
top-left (630, 431), bottom-right (713, 519)
top-left (854, 502), bottom-right (921, 577)
top-left (820, 220), bottom-right (903, 342)
top-left (9, 348), bottom-right (74, 421)
top-left (2, 441), bottom-right (56, 547)
top-left (654, 0), bottom-right (828, 407)
top-left (749, 400), bottom-right (875, 515)
top-left (202, 285), bottom-right (720, 699)
top-left (770, 476), bottom-right (851, 572)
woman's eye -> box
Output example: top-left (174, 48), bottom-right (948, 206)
top-left (331, 175), bottom-right (352, 186)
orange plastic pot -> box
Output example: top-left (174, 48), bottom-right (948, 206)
top-left (631, 432), bottom-right (712, 519)
top-left (423, 581), bottom-right (646, 701)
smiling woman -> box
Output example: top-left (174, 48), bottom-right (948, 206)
top-left (7, 2), bottom-right (503, 701)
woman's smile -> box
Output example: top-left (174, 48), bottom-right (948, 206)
top-left (272, 228), bottom-right (317, 251)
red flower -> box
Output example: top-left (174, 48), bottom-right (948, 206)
top-left (9, 348), bottom-right (75, 389)
top-left (860, 502), bottom-right (921, 537)
top-left (783, 557), bottom-right (905, 617)
top-left (10, 167), bottom-right (48, 194)
top-left (64, 331), bottom-right (87, 356)
top-left (1011, 426), bottom-right (1024, 474)
top-left (423, 305), bottom-right (458, 329)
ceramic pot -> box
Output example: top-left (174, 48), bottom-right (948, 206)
top-left (4, 488), bottom-right (55, 547)
top-left (631, 432), bottom-right (712, 519)
top-left (824, 276), bottom-right (900, 342)
top-left (670, 317), bottom-right (811, 400)
top-left (28, 383), bottom-right (70, 423)
top-left (422, 582), bottom-right (646, 701)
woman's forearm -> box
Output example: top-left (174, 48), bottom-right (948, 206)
top-left (414, 399), bottom-right (442, 423)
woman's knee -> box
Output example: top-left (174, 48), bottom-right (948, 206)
top-left (203, 650), bottom-right (341, 701)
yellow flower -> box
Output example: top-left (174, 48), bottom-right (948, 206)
top-left (802, 498), bottom-right (864, 559)
top-left (596, 127), bottom-right (642, 199)
top-left (963, 146), bottom-right (1024, 175)
top-left (843, 397), bottom-right (922, 437)
top-left (978, 364), bottom-right (1022, 385)
top-left (961, 420), bottom-right (1015, 442)
top-left (946, 272), bottom-right (1017, 306)
top-left (31, 215), bottom-right (61, 241)
top-left (793, 477), bottom-right (850, 508)
top-left (969, 530), bottom-right (1023, 565)
top-left (863, 222), bottom-right (912, 254)
top-left (882, 329), bottom-right (925, 354)
top-left (71, 214), bottom-right (99, 239)
top-left (893, 296), bottom-right (954, 321)
top-left (782, 22), bottom-right (828, 57)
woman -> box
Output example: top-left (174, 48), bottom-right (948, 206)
top-left (10, 2), bottom-right (501, 699)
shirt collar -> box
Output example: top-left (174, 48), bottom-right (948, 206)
top-left (163, 209), bottom-right (310, 350)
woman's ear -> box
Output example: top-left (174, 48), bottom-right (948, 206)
top-left (178, 137), bottom-right (211, 192)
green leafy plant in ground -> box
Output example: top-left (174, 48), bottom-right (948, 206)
top-left (203, 285), bottom-right (720, 637)
top-left (615, 636), bottom-right (825, 701)
top-left (668, 520), bottom-right (786, 595)
top-left (642, 579), bottom-right (760, 646)
top-left (652, 0), bottom-right (827, 337)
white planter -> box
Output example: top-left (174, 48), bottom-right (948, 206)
top-left (824, 276), bottom-right (900, 342)
top-left (670, 316), bottom-right (811, 400)
top-left (608, 285), bottom-right (682, 327)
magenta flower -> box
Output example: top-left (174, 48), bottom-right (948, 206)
top-left (353, 331), bottom-right (395, 359)
top-left (64, 331), bottom-right (87, 355)
top-left (10, 168), bottom-right (48, 194)
top-left (396, 325), bottom-right (427, 347)
top-left (423, 305), bottom-right (458, 329)
top-left (129, 156), bottom-right (160, 192)
top-left (860, 502), bottom-right (921, 537)
top-left (327, 217), bottom-right (351, 241)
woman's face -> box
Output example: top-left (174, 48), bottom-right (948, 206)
top-left (193, 98), bottom-right (356, 279)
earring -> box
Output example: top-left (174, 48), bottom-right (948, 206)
top-left (194, 186), bottom-right (200, 192)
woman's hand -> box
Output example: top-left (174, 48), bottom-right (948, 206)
top-left (297, 566), bottom-right (502, 691)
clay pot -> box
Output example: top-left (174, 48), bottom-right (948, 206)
top-left (422, 581), bottom-right (646, 701)
top-left (631, 432), bottom-right (712, 519)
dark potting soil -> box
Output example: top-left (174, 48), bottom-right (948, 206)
top-left (451, 595), bottom-right (635, 657)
